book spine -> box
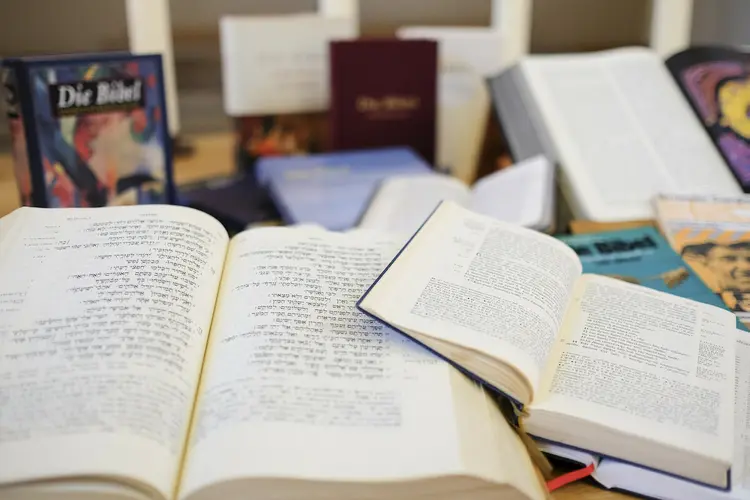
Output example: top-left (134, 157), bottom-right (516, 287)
top-left (2, 63), bottom-right (37, 207)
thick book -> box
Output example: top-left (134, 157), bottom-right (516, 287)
top-left (542, 330), bottom-right (749, 500)
top-left (257, 147), bottom-right (432, 230)
top-left (358, 201), bottom-right (737, 489)
top-left (2, 52), bottom-right (175, 209)
top-left (0, 205), bottom-right (547, 500)
top-left (489, 46), bottom-right (743, 223)
top-left (358, 155), bottom-right (555, 236)
top-left (538, 227), bottom-right (750, 499)
top-left (329, 39), bottom-right (438, 164)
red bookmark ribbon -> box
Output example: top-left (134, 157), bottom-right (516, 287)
top-left (546, 463), bottom-right (596, 492)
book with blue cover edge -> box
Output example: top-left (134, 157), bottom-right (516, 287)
top-left (3, 52), bottom-right (176, 209)
top-left (356, 203), bottom-right (733, 491)
top-left (257, 147), bottom-right (432, 230)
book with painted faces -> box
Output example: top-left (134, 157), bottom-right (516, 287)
top-left (0, 204), bottom-right (548, 500)
top-left (358, 201), bottom-right (737, 489)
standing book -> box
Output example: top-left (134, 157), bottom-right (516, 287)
top-left (358, 201), bottom-right (737, 489)
top-left (0, 204), bottom-right (547, 500)
top-left (329, 39), bottom-right (438, 164)
top-left (2, 52), bottom-right (175, 209)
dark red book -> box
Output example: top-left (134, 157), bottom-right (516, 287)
top-left (329, 39), bottom-right (437, 164)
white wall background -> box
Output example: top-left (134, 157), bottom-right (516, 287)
top-left (0, 0), bottom-right (651, 57)
top-left (0, 0), bottom-right (747, 136)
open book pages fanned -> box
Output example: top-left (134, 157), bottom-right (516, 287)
top-left (357, 155), bottom-right (554, 237)
top-left (0, 205), bottom-right (547, 500)
top-left (540, 331), bottom-right (750, 500)
top-left (490, 47), bottom-right (742, 223)
top-left (358, 201), bottom-right (737, 489)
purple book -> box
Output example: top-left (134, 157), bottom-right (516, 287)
top-left (329, 39), bottom-right (437, 164)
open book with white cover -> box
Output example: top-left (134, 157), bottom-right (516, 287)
top-left (490, 47), bottom-right (743, 222)
top-left (358, 155), bottom-right (554, 237)
top-left (358, 201), bottom-right (737, 489)
top-left (0, 205), bottom-right (547, 500)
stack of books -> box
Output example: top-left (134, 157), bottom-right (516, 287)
top-left (6, 14), bottom-right (750, 500)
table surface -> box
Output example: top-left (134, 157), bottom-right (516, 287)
top-left (0, 133), bottom-right (633, 500)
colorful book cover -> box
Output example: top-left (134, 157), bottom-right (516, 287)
top-left (2, 52), bottom-right (175, 208)
top-left (234, 112), bottom-right (329, 176)
top-left (666, 47), bottom-right (750, 191)
top-left (329, 39), bottom-right (437, 164)
top-left (558, 226), bottom-right (746, 329)
top-left (258, 147), bottom-right (432, 230)
top-left (654, 194), bottom-right (750, 328)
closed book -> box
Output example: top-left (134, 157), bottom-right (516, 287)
top-left (329, 39), bottom-right (437, 164)
top-left (257, 147), bottom-right (431, 230)
top-left (2, 52), bottom-right (175, 208)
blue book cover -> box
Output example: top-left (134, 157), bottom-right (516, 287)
top-left (559, 227), bottom-right (746, 330)
top-left (258, 147), bottom-right (432, 230)
top-left (2, 52), bottom-right (175, 208)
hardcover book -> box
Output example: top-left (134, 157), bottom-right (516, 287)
top-left (358, 201), bottom-right (737, 489)
top-left (257, 147), bottom-right (432, 230)
top-left (2, 52), bottom-right (175, 209)
top-left (536, 227), bottom-right (750, 499)
top-left (329, 39), bottom-right (437, 164)
top-left (0, 204), bottom-right (547, 500)
top-left (489, 46), bottom-right (744, 223)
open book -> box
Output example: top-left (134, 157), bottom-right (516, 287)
top-left (0, 205), bottom-right (547, 500)
top-left (490, 46), bottom-right (743, 222)
top-left (540, 331), bottom-right (750, 500)
top-left (358, 156), bottom-right (554, 236)
top-left (358, 201), bottom-right (737, 488)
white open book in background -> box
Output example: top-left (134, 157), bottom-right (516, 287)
top-left (490, 47), bottom-right (742, 222)
top-left (358, 155), bottom-right (554, 237)
top-left (358, 201), bottom-right (737, 488)
top-left (0, 205), bottom-right (547, 500)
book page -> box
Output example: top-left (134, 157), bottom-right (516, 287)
top-left (359, 201), bottom-right (582, 401)
top-left (358, 174), bottom-right (470, 236)
top-left (0, 206), bottom-right (228, 500)
top-left (521, 47), bottom-right (741, 221)
top-left (221, 15), bottom-right (355, 115)
top-left (178, 227), bottom-right (543, 500)
top-left (468, 155), bottom-right (553, 230)
top-left (592, 332), bottom-right (750, 499)
top-left (531, 274), bottom-right (735, 467)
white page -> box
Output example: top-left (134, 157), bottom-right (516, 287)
top-left (179, 229), bottom-right (463, 495)
top-left (179, 227), bottom-right (546, 500)
top-left (397, 26), bottom-right (505, 77)
top-left (358, 173), bottom-right (471, 236)
top-left (469, 155), bottom-right (553, 230)
top-left (593, 332), bottom-right (750, 500)
top-left (221, 15), bottom-right (355, 115)
top-left (359, 201), bottom-right (583, 399)
top-left (521, 47), bottom-right (741, 221)
top-left (530, 274), bottom-right (735, 482)
top-left (0, 206), bottom-right (228, 500)
top-left (436, 68), bottom-right (490, 182)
